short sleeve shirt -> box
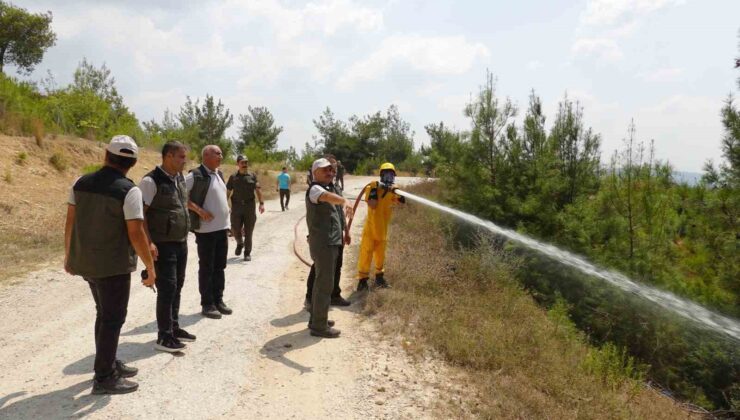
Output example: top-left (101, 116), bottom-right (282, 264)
top-left (277, 172), bottom-right (290, 190)
top-left (68, 178), bottom-right (144, 220)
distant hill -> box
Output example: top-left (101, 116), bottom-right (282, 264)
top-left (673, 171), bottom-right (703, 186)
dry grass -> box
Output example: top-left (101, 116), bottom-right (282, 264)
top-left (361, 181), bottom-right (696, 419)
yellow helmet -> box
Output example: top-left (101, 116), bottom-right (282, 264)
top-left (379, 162), bottom-right (396, 173)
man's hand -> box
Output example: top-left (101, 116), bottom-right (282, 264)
top-left (149, 243), bottom-right (159, 261)
top-left (199, 209), bottom-right (214, 222)
top-left (259, 203), bottom-right (265, 214)
top-left (343, 199), bottom-right (354, 219)
top-left (142, 267), bottom-right (156, 287)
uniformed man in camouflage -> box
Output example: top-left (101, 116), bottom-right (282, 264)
top-left (226, 155), bottom-right (264, 261)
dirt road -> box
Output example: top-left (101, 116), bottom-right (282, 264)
top-left (0, 176), bottom-right (450, 419)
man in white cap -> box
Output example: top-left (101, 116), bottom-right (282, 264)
top-left (305, 158), bottom-right (353, 338)
top-left (64, 135), bottom-right (157, 395)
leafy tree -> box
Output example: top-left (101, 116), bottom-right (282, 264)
top-left (177, 95), bottom-right (234, 159)
top-left (236, 105), bottom-right (283, 153)
top-left (72, 58), bottom-right (125, 114)
top-left (0, 1), bottom-right (56, 74)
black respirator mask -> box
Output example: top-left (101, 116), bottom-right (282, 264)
top-left (379, 170), bottom-right (395, 187)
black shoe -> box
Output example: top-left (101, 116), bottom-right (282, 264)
top-left (374, 275), bottom-right (390, 289)
top-left (357, 278), bottom-right (369, 291)
top-left (328, 320), bottom-right (335, 327)
top-left (115, 360), bottom-right (138, 378)
top-left (244, 254), bottom-right (251, 261)
top-left (235, 244), bottom-right (243, 256)
top-left (174, 328), bottom-right (196, 342)
top-left (92, 374), bottom-right (139, 395)
top-left (330, 295), bottom-right (351, 306)
top-left (202, 305), bottom-right (222, 319)
top-left (310, 327), bottom-right (341, 338)
top-left (155, 335), bottom-right (186, 353)
top-left (216, 301), bottom-right (233, 315)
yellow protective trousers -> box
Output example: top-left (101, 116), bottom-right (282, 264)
top-left (357, 236), bottom-right (387, 279)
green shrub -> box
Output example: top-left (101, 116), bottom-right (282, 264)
top-left (82, 163), bottom-right (102, 174)
top-left (15, 151), bottom-right (28, 165)
top-left (583, 342), bottom-right (647, 391)
top-left (49, 151), bottom-right (67, 171)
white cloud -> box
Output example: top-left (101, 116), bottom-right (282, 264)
top-left (527, 60), bottom-right (543, 71)
top-left (571, 38), bottom-right (624, 62)
top-left (580, 0), bottom-right (684, 26)
top-left (337, 35), bottom-right (489, 89)
top-left (639, 67), bottom-right (684, 82)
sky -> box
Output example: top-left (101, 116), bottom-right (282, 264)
top-left (11, 0), bottom-right (740, 172)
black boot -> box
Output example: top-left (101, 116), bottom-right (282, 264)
top-left (357, 278), bottom-right (369, 291)
top-left (91, 373), bottom-right (138, 395)
top-left (374, 274), bottom-right (390, 289)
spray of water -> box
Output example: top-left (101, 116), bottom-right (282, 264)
top-left (396, 189), bottom-right (740, 342)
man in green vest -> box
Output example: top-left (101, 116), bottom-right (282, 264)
top-left (226, 155), bottom-right (264, 261)
top-left (305, 158), bottom-right (353, 338)
top-left (64, 135), bottom-right (156, 395)
top-left (140, 141), bottom-right (193, 353)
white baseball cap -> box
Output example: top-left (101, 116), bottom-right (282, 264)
top-left (311, 158), bottom-right (332, 174)
top-left (107, 135), bottom-right (139, 158)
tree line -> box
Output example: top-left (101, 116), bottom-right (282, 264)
top-left (423, 68), bottom-right (738, 411)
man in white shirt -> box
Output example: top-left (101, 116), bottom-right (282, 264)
top-left (185, 145), bottom-right (233, 319)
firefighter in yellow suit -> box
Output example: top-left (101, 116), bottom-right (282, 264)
top-left (357, 162), bottom-right (405, 291)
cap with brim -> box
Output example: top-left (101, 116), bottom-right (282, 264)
top-left (237, 155), bottom-right (247, 162)
top-left (107, 135), bottom-right (138, 158)
top-left (311, 158), bottom-right (332, 174)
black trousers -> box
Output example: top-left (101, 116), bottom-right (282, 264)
top-left (195, 230), bottom-right (228, 306)
top-left (154, 241), bottom-right (188, 338)
top-left (231, 205), bottom-right (256, 256)
top-left (279, 189), bottom-right (290, 210)
top-left (86, 274), bottom-right (131, 380)
top-left (306, 245), bottom-right (343, 300)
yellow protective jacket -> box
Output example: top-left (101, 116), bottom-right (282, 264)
top-left (361, 181), bottom-right (403, 241)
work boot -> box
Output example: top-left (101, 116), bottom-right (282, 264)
top-left (202, 305), bottom-right (222, 319)
top-left (91, 373), bottom-right (139, 395)
top-left (357, 278), bottom-right (369, 292)
top-left (309, 327), bottom-right (341, 338)
top-left (216, 301), bottom-right (233, 315)
top-left (235, 244), bottom-right (243, 256)
top-left (115, 360), bottom-right (138, 378)
top-left (244, 254), bottom-right (251, 261)
top-left (374, 274), bottom-right (390, 289)
top-left (330, 295), bottom-right (351, 306)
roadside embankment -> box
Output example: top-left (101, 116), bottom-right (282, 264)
top-left (363, 181), bottom-right (695, 418)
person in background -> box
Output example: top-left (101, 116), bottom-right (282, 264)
top-left (139, 141), bottom-right (194, 353)
top-left (305, 158), bottom-right (353, 338)
top-left (186, 145), bottom-right (232, 319)
top-left (64, 135), bottom-right (156, 395)
top-left (335, 160), bottom-right (345, 190)
top-left (277, 166), bottom-right (291, 211)
top-left (226, 155), bottom-right (264, 261)
top-left (356, 162), bottom-right (405, 291)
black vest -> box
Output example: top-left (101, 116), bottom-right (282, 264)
top-left (145, 167), bottom-right (190, 243)
top-left (188, 165), bottom-right (224, 231)
top-left (305, 182), bottom-right (343, 248)
top-left (69, 166), bottom-right (138, 278)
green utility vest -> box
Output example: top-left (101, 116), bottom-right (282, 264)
top-left (145, 167), bottom-right (190, 243)
top-left (305, 182), bottom-right (343, 248)
top-left (69, 166), bottom-right (138, 278)
top-left (227, 172), bottom-right (258, 211)
top-left (188, 165), bottom-right (224, 231)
